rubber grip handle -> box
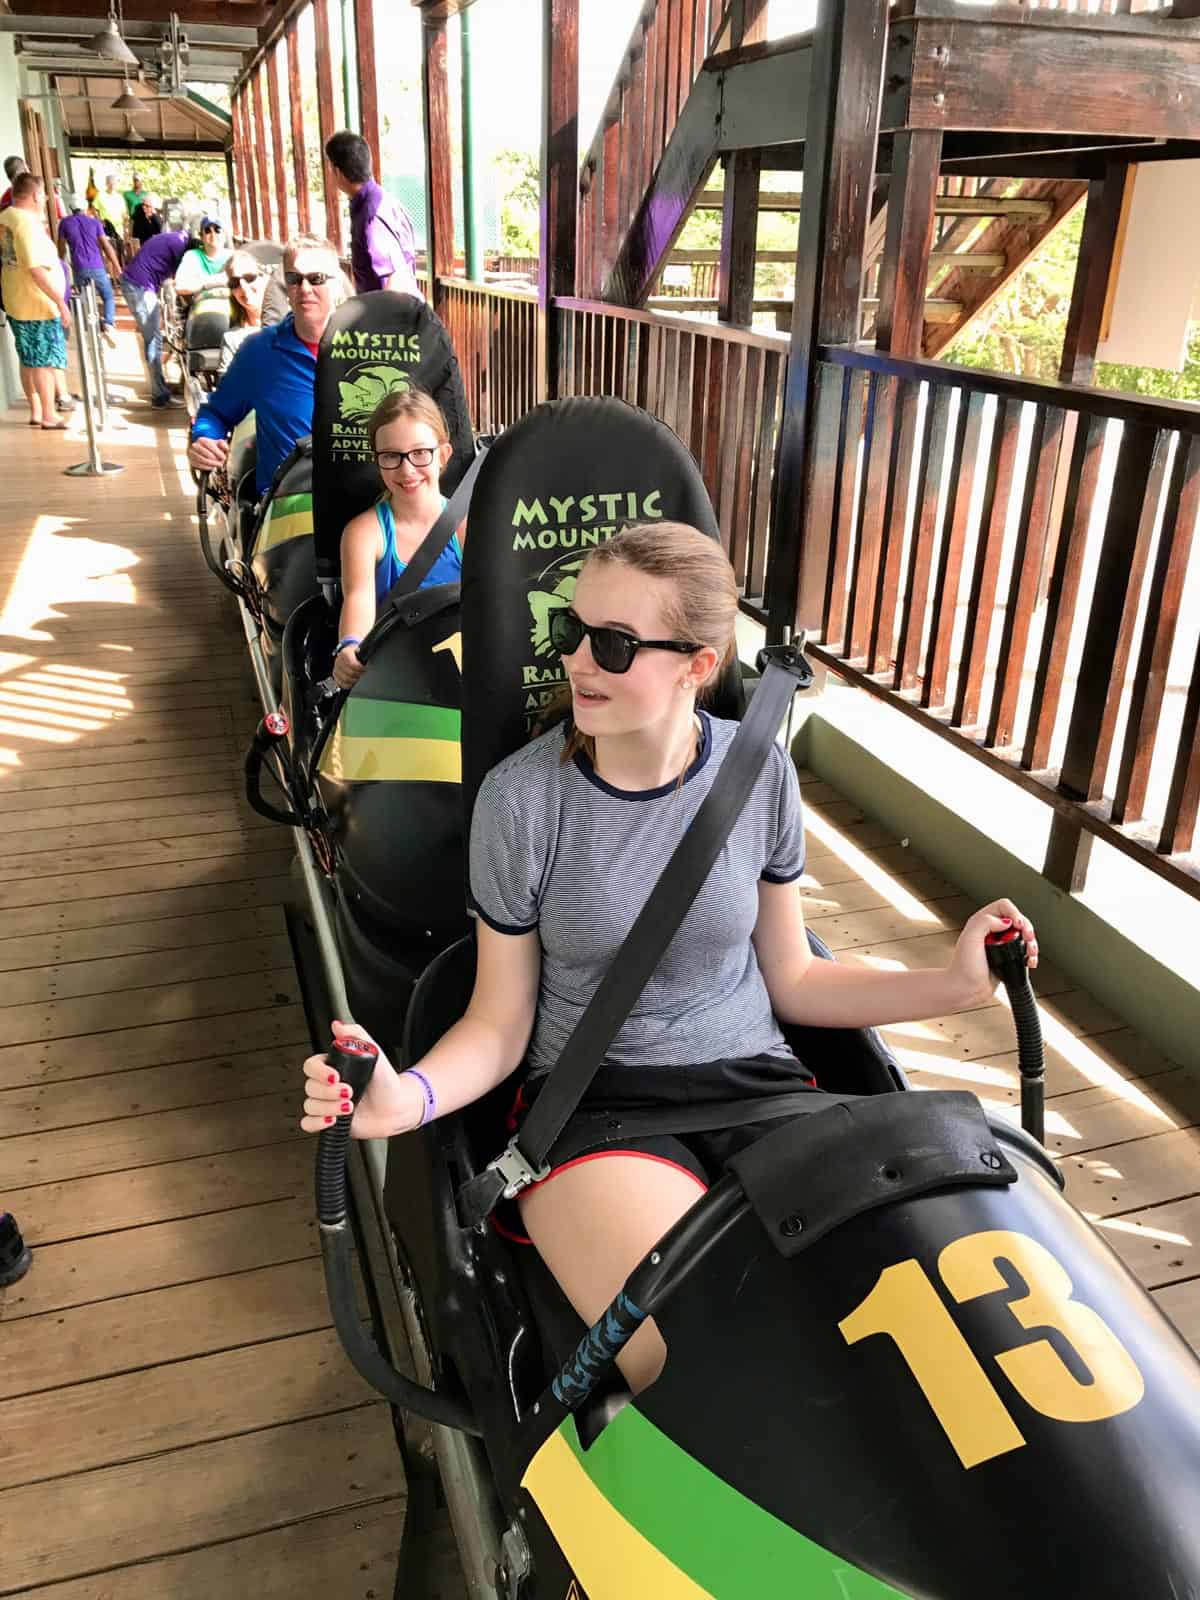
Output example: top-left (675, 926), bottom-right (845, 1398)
top-left (984, 925), bottom-right (1027, 980)
top-left (325, 1039), bottom-right (379, 1102)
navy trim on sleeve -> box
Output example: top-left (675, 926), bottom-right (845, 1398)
top-left (760, 866), bottom-right (806, 885)
top-left (468, 893), bottom-right (538, 937)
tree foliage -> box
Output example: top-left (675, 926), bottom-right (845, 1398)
top-left (945, 206), bottom-right (1200, 403)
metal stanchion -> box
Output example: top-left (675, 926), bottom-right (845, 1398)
top-left (84, 281), bottom-right (109, 432)
top-left (65, 283), bottom-right (123, 479)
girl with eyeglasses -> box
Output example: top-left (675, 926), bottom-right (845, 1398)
top-left (216, 249), bottom-right (268, 375)
top-left (332, 388), bottom-right (465, 689)
top-left (301, 520), bottom-right (1038, 1393)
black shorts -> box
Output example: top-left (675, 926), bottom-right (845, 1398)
top-left (495, 1053), bottom-right (820, 1245)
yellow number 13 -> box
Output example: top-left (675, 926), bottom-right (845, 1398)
top-left (838, 1230), bottom-right (1145, 1469)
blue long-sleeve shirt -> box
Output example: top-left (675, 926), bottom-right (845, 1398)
top-left (190, 314), bottom-right (317, 497)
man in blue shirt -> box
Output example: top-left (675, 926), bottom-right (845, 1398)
top-left (120, 225), bottom-right (190, 407)
top-left (188, 235), bottom-right (344, 496)
top-left (324, 131), bottom-right (418, 297)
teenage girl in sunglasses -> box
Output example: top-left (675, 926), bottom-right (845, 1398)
top-left (332, 388), bottom-right (466, 689)
top-left (216, 249), bottom-right (268, 375)
top-left (301, 521), bottom-right (1038, 1392)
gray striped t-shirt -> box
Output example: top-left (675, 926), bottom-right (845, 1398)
top-left (468, 711), bottom-right (805, 1078)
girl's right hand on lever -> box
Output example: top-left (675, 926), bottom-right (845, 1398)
top-left (300, 1019), bottom-right (424, 1138)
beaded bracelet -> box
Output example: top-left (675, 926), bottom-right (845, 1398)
top-left (405, 1068), bottom-right (437, 1128)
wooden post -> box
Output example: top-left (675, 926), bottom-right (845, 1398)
top-left (250, 64), bottom-right (275, 240)
top-left (313, 0), bottom-right (345, 252)
top-left (1042, 161), bottom-right (1133, 893)
top-left (226, 146), bottom-right (241, 237)
top-left (286, 17), bottom-right (311, 234)
top-left (714, 0), bottom-right (767, 327)
top-left (267, 42), bottom-right (291, 240)
top-left (539, 0), bottom-right (579, 400)
top-left (354, 0), bottom-right (381, 176)
top-left (234, 91), bottom-right (260, 239)
top-left (768, 0), bottom-right (888, 641)
top-left (874, 129), bottom-right (942, 356)
top-left (422, 18), bottom-right (455, 315)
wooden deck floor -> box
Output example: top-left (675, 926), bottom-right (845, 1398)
top-left (0, 324), bottom-right (1196, 1596)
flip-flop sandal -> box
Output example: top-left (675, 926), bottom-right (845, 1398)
top-left (40, 421), bottom-right (68, 431)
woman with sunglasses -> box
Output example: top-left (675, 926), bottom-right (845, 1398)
top-left (331, 388), bottom-right (464, 689)
top-left (217, 249), bottom-right (268, 375)
top-left (301, 521), bottom-right (1037, 1393)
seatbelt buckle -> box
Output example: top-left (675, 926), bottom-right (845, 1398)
top-left (457, 1140), bottom-right (552, 1229)
top-left (755, 634), bottom-right (814, 689)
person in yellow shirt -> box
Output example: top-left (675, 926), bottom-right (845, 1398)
top-left (0, 171), bottom-right (71, 428)
top-left (92, 173), bottom-right (128, 266)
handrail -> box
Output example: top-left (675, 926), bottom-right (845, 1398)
top-left (554, 295), bottom-right (788, 351)
top-left (822, 343), bottom-right (1200, 434)
top-left (439, 276), bottom-right (538, 304)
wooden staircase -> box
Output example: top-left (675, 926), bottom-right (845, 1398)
top-left (577, 3), bottom-right (1093, 357)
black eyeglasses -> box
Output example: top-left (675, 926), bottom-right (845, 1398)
top-left (285, 270), bottom-right (334, 288)
top-left (375, 446), bottom-right (438, 470)
top-left (229, 272), bottom-right (260, 287)
top-left (548, 608), bottom-right (701, 675)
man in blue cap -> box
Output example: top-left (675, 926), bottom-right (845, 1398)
top-left (175, 217), bottom-right (229, 301)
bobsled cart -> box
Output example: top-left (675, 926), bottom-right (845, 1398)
top-left (220, 302), bottom-right (1200, 1598)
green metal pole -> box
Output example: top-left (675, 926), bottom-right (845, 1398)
top-left (460, 6), bottom-right (483, 283)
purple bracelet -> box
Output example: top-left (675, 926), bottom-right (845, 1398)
top-left (405, 1068), bottom-right (437, 1128)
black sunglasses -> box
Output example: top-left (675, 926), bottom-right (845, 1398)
top-left (229, 271), bottom-right (260, 287)
top-left (285, 270), bottom-right (334, 288)
top-left (548, 608), bottom-right (701, 675)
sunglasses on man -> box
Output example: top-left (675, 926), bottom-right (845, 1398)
top-left (548, 608), bottom-right (701, 675)
top-left (285, 270), bottom-right (335, 288)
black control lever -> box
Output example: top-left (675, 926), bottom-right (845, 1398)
top-left (244, 710), bottom-right (300, 826)
top-left (315, 1038), bottom-right (379, 1227)
top-left (985, 928), bottom-right (1044, 1145)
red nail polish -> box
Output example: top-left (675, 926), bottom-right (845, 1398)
top-left (327, 1073), bottom-right (337, 1084)
top-left (324, 1115), bottom-right (334, 1125)
top-left (1001, 916), bottom-right (1012, 924)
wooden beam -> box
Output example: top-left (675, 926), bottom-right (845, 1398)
top-left (697, 188), bottom-right (800, 209)
top-left (7, 0), bottom-right (269, 21)
top-left (312, 0), bottom-right (343, 251)
top-left (873, 129), bottom-right (941, 356)
top-left (1060, 165), bottom-right (1133, 385)
top-left (895, 20), bottom-right (1200, 141)
top-left (233, 90), bottom-right (260, 238)
top-left (539, 0), bottom-right (578, 304)
top-left (286, 16), bottom-right (310, 234)
top-left (771, 0), bottom-right (888, 640)
top-left (421, 18), bottom-right (454, 311)
top-left (354, 0), bottom-right (380, 177)
top-left (267, 40), bottom-right (290, 241)
top-left (250, 61), bottom-right (274, 240)
top-left (717, 150), bottom-right (761, 325)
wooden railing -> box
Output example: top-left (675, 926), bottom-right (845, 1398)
top-left (555, 299), bottom-right (787, 617)
top-left (439, 279), bottom-right (541, 436)
top-left (577, 0), bottom-right (738, 298)
top-left (803, 347), bottom-right (1200, 897)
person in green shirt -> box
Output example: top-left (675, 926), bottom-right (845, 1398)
top-left (174, 218), bottom-right (229, 300)
top-left (123, 174), bottom-right (146, 219)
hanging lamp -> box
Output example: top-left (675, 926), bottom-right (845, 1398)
top-left (91, 2), bottom-right (139, 67)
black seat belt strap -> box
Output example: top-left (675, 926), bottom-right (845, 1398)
top-left (458, 642), bottom-right (814, 1228)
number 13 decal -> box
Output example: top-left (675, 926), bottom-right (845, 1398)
top-left (838, 1230), bottom-right (1145, 1469)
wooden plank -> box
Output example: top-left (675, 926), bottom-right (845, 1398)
top-left (0, 932), bottom-right (293, 1007)
top-left (2, 1261), bottom-right (339, 1407)
top-left (1061, 1127), bottom-right (1200, 1217)
top-left (874, 129), bottom-right (942, 357)
top-left (952, 395), bottom-right (1020, 730)
top-left (0, 1196), bottom-right (316, 1320)
top-left (422, 20), bottom-right (454, 307)
top-left (895, 383), bottom-right (951, 691)
top-left (0, 788), bottom-right (264, 834)
top-left (1160, 629), bottom-right (1200, 857)
top-left (870, 379), bottom-right (922, 675)
top-left (312, 0), bottom-right (344, 252)
top-left (0, 1409), bottom-right (403, 1595)
top-left (0, 835), bottom-right (288, 906)
top-left (250, 61), bottom-right (276, 241)
top-left (905, 21), bottom-right (1200, 141)
top-left (0, 766), bottom-right (245, 813)
top-left (846, 374), bottom-right (898, 661)
top-left (0, 1004), bottom-right (309, 1093)
top-left (286, 15), bottom-right (311, 234)
top-left (0, 870), bottom-right (292, 943)
top-left (1, 1049), bottom-right (295, 1135)
top-left (1096, 1194), bottom-right (1200, 1293)
top-left (354, 0), bottom-right (381, 178)
top-left (922, 389), bottom-right (980, 708)
top-left (1113, 437), bottom-right (1200, 824)
top-left (12, 1502), bottom-right (403, 1600)
top-left (1153, 1281), bottom-right (1200, 1353)
top-left (5, 1141), bottom-right (313, 1247)
top-left (0, 905), bottom-right (284, 974)
top-left (0, 1093), bottom-right (300, 1190)
top-left (267, 39), bottom-right (291, 244)
top-left (1038, 1069), bottom-right (1200, 1161)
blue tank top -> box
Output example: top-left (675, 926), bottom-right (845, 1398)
top-left (374, 498), bottom-right (463, 602)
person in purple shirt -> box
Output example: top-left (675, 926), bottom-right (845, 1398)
top-left (324, 130), bottom-right (419, 297)
top-left (120, 227), bottom-right (190, 407)
top-left (58, 206), bottom-right (121, 348)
